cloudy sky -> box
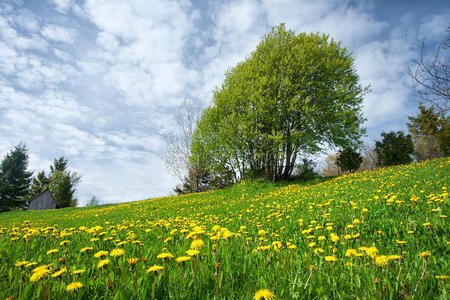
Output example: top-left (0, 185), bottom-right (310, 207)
top-left (0, 0), bottom-right (448, 205)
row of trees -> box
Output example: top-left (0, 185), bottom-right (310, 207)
top-left (0, 144), bottom-right (80, 211)
top-left (164, 24), bottom-right (448, 194)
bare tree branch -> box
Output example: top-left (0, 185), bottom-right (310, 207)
top-left (408, 27), bottom-right (449, 115)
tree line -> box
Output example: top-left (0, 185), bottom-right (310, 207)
top-left (0, 144), bottom-right (80, 211)
top-left (164, 24), bottom-right (448, 194)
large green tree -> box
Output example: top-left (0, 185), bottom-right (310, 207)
top-left (191, 24), bottom-right (367, 181)
top-left (0, 143), bottom-right (33, 209)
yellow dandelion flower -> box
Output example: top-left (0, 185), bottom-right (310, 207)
top-left (127, 258), bottom-right (139, 265)
top-left (190, 238), bottom-right (205, 250)
top-left (186, 249), bottom-right (199, 256)
top-left (422, 222), bottom-right (431, 227)
top-left (80, 247), bottom-right (93, 253)
top-left (94, 250), bottom-right (109, 258)
top-left (325, 256), bottom-right (338, 262)
top-left (175, 256), bottom-right (191, 263)
top-left (46, 249), bottom-right (58, 255)
top-left (51, 267), bottom-right (67, 278)
top-left (72, 269), bottom-right (85, 275)
top-left (157, 252), bottom-right (174, 260)
top-left (436, 275), bottom-right (448, 280)
top-left (25, 262), bottom-right (37, 268)
top-left (146, 265), bottom-right (164, 273)
top-left (110, 248), bottom-right (125, 257)
top-left (15, 261), bottom-right (29, 267)
top-left (66, 282), bottom-right (83, 292)
top-left (253, 289), bottom-right (275, 300)
top-left (30, 268), bottom-right (50, 282)
top-left (418, 251), bottom-right (430, 259)
top-left (59, 240), bottom-right (70, 246)
top-left (98, 259), bottom-right (110, 269)
top-left (375, 256), bottom-right (389, 266)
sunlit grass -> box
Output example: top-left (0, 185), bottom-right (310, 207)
top-left (0, 158), bottom-right (448, 299)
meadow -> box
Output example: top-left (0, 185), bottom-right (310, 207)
top-left (0, 158), bottom-right (448, 299)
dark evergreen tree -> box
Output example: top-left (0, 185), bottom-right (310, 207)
top-left (336, 148), bottom-right (363, 173)
top-left (375, 132), bottom-right (414, 167)
top-left (0, 143), bottom-right (33, 210)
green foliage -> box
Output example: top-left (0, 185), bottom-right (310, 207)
top-left (375, 131), bottom-right (414, 167)
top-left (0, 143), bottom-right (33, 210)
top-left (407, 105), bottom-right (449, 157)
top-left (336, 148), bottom-right (363, 173)
top-left (192, 24), bottom-right (366, 182)
top-left (29, 157), bottom-right (80, 208)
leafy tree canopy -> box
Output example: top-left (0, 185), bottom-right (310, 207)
top-left (192, 24), bottom-right (367, 181)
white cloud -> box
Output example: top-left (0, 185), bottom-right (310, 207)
top-left (42, 24), bottom-right (75, 43)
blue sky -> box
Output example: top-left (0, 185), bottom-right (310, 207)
top-left (0, 0), bottom-right (448, 205)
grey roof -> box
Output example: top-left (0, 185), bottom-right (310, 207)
top-left (28, 190), bottom-right (57, 210)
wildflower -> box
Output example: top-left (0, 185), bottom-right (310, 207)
top-left (164, 237), bottom-right (172, 243)
top-left (94, 250), bottom-right (109, 258)
top-left (186, 249), bottom-right (199, 257)
top-left (157, 252), bottom-right (174, 260)
top-left (325, 256), bottom-right (338, 262)
top-left (418, 251), bottom-right (430, 259)
top-left (308, 242), bottom-right (316, 248)
top-left (51, 267), bottom-right (67, 278)
top-left (253, 289), bottom-right (275, 300)
top-left (66, 282), bottom-right (83, 292)
top-left (191, 238), bottom-right (205, 250)
top-left (422, 222), bottom-right (431, 227)
top-left (127, 258), bottom-right (139, 266)
top-left (345, 262), bottom-right (355, 267)
top-left (72, 269), bottom-right (85, 275)
top-left (110, 248), bottom-right (125, 257)
top-left (435, 275), bottom-right (448, 280)
top-left (15, 261), bottom-right (29, 267)
top-left (80, 247), bottom-right (93, 253)
top-left (46, 249), bottom-right (58, 255)
top-left (59, 240), bottom-right (70, 246)
top-left (98, 259), bottom-right (110, 269)
top-left (318, 236), bottom-right (326, 241)
top-left (25, 262), bottom-right (37, 268)
top-left (308, 265), bottom-right (317, 270)
top-left (176, 256), bottom-right (191, 263)
top-left (375, 256), bottom-right (389, 266)
top-left (330, 234), bottom-right (340, 243)
top-left (146, 265), bottom-right (164, 273)
top-left (30, 267), bottom-right (51, 282)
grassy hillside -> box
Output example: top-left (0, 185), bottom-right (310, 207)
top-left (0, 158), bottom-right (448, 299)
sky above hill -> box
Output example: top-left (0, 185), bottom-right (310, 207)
top-left (0, 0), bottom-right (448, 205)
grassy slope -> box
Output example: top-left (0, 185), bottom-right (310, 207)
top-left (0, 158), bottom-right (448, 299)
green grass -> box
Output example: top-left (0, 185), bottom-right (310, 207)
top-left (0, 158), bottom-right (448, 299)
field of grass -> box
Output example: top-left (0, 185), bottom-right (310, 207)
top-left (0, 158), bottom-right (448, 299)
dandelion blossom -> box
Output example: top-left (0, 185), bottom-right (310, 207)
top-left (190, 239), bottom-right (205, 250)
top-left (46, 249), bottom-right (58, 255)
top-left (157, 252), bottom-right (174, 260)
top-left (147, 265), bottom-right (164, 273)
top-left (98, 259), bottom-right (110, 269)
top-left (94, 250), bottom-right (109, 258)
top-left (72, 269), bottom-right (85, 275)
top-left (66, 282), bottom-right (83, 292)
top-left (110, 248), bottom-right (125, 257)
top-left (418, 251), bottom-right (430, 259)
top-left (30, 268), bottom-right (50, 282)
top-left (175, 256), bottom-right (191, 263)
top-left (325, 256), bottom-right (338, 262)
top-left (186, 249), bottom-right (199, 257)
top-left (51, 267), bottom-right (67, 278)
top-left (80, 247), bottom-right (93, 253)
top-left (127, 258), bottom-right (139, 266)
top-left (253, 289), bottom-right (275, 300)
